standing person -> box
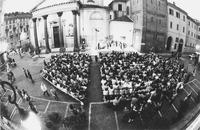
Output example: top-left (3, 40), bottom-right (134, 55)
top-left (23, 68), bottom-right (28, 78)
top-left (18, 46), bottom-right (22, 58)
top-left (192, 68), bottom-right (197, 77)
top-left (40, 82), bottom-right (49, 96)
top-left (29, 101), bottom-right (38, 114)
top-left (22, 89), bottom-right (31, 101)
top-left (184, 72), bottom-right (192, 83)
top-left (95, 55), bottom-right (98, 62)
top-left (27, 69), bottom-right (34, 83)
top-left (50, 88), bottom-right (58, 100)
top-left (15, 86), bottom-right (24, 100)
top-left (194, 55), bottom-right (199, 67)
top-left (43, 60), bottom-right (47, 66)
top-left (7, 70), bottom-right (15, 84)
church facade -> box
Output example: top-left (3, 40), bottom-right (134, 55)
top-left (30, 0), bottom-right (138, 54)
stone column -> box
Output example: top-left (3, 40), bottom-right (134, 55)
top-left (42, 15), bottom-right (51, 53)
top-left (57, 12), bottom-right (64, 47)
top-left (32, 18), bottom-right (40, 54)
top-left (72, 10), bottom-right (79, 52)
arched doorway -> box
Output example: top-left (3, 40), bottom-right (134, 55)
top-left (178, 39), bottom-right (184, 52)
top-left (166, 36), bottom-right (172, 51)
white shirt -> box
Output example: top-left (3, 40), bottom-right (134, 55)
top-left (101, 80), bottom-right (106, 86)
top-left (108, 87), bottom-right (114, 95)
top-left (103, 90), bottom-right (109, 96)
top-left (41, 83), bottom-right (47, 92)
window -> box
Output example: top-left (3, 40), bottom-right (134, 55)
top-left (199, 28), bottom-right (200, 31)
top-left (183, 16), bottom-right (185, 21)
top-left (177, 24), bottom-right (179, 30)
top-left (198, 35), bottom-right (200, 40)
top-left (126, 6), bottom-right (129, 15)
top-left (151, 0), bottom-right (153, 4)
top-left (194, 34), bottom-right (196, 38)
top-left (183, 27), bottom-right (185, 33)
top-left (174, 44), bottom-right (177, 49)
top-left (169, 9), bottom-right (174, 15)
top-left (191, 32), bottom-right (193, 37)
top-left (159, 1), bottom-right (161, 6)
top-left (189, 21), bottom-right (190, 26)
top-left (176, 12), bottom-right (180, 18)
top-left (159, 19), bottom-right (161, 24)
top-left (110, 15), bottom-right (112, 19)
top-left (188, 31), bottom-right (190, 35)
top-left (118, 4), bottom-right (122, 11)
top-left (176, 37), bottom-right (179, 42)
top-left (151, 17), bottom-right (154, 22)
top-left (170, 22), bottom-right (173, 29)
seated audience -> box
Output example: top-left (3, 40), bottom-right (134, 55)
top-left (41, 53), bottom-right (91, 102)
top-left (99, 51), bottom-right (187, 115)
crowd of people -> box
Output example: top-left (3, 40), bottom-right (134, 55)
top-left (41, 53), bottom-right (91, 102)
top-left (99, 52), bottom-right (189, 120)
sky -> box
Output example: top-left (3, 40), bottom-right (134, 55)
top-left (2, 0), bottom-right (200, 20)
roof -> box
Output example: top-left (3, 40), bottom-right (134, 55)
top-left (80, 4), bottom-right (109, 9)
top-left (187, 15), bottom-right (197, 24)
top-left (109, 0), bottom-right (128, 6)
top-left (112, 15), bottom-right (133, 22)
top-left (30, 0), bottom-right (46, 12)
top-left (31, 0), bottom-right (78, 12)
top-left (167, 2), bottom-right (187, 15)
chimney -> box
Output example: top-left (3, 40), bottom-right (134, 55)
top-left (173, 2), bottom-right (175, 5)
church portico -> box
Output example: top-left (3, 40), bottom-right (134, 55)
top-left (30, 0), bottom-right (139, 54)
top-left (30, 0), bottom-right (81, 52)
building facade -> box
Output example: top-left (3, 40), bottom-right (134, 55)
top-left (196, 21), bottom-right (200, 53)
top-left (166, 2), bottom-right (187, 53)
top-left (129, 0), bottom-right (168, 53)
top-left (30, 0), bottom-right (200, 54)
top-left (30, 0), bottom-right (110, 53)
top-left (185, 16), bottom-right (198, 53)
top-left (30, 0), bottom-right (138, 54)
top-left (4, 12), bottom-right (32, 44)
top-left (108, 0), bottom-right (134, 51)
top-left (0, 0), bottom-right (5, 38)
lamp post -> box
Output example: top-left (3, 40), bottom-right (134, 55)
top-left (0, 81), bottom-right (29, 120)
top-left (0, 81), bottom-right (42, 130)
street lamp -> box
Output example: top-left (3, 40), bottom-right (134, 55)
top-left (0, 81), bottom-right (29, 120)
top-left (0, 81), bottom-right (41, 130)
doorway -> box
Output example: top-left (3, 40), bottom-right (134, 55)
top-left (178, 39), bottom-right (184, 52)
top-left (53, 26), bottom-right (60, 48)
top-left (166, 36), bottom-right (172, 51)
top-left (177, 44), bottom-right (183, 52)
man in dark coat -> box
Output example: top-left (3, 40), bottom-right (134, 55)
top-left (23, 68), bottom-right (28, 78)
top-left (27, 69), bottom-right (34, 83)
top-left (29, 101), bottom-right (38, 114)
